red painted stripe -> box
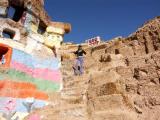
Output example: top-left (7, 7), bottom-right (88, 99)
top-left (0, 81), bottom-right (48, 100)
top-left (11, 61), bottom-right (61, 83)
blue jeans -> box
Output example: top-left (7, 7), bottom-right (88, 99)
top-left (73, 57), bottom-right (84, 75)
top-left (77, 56), bottom-right (84, 75)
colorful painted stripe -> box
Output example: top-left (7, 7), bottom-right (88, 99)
top-left (0, 69), bottom-right (60, 92)
top-left (0, 80), bottom-right (48, 100)
top-left (11, 60), bottom-right (61, 83)
top-left (12, 49), bottom-right (60, 70)
top-left (0, 97), bottom-right (47, 113)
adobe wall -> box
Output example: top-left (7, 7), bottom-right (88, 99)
top-left (0, 0), bottom-right (71, 119)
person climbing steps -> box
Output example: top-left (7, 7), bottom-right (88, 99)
top-left (73, 45), bottom-right (86, 75)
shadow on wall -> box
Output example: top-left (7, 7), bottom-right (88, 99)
top-left (2, 28), bottom-right (15, 39)
top-left (8, 5), bottom-right (25, 22)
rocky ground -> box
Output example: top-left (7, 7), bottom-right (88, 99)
top-left (26, 16), bottom-right (160, 120)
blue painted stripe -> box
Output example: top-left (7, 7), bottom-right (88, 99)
top-left (11, 49), bottom-right (60, 70)
top-left (0, 97), bottom-right (47, 113)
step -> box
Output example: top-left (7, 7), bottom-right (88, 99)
top-left (61, 87), bottom-right (87, 96)
top-left (92, 94), bottom-right (125, 111)
top-left (60, 104), bottom-right (87, 120)
top-left (63, 75), bottom-right (89, 83)
top-left (61, 104), bottom-right (86, 110)
top-left (61, 92), bottom-right (84, 101)
top-left (93, 109), bottom-right (137, 120)
top-left (63, 79), bottom-right (88, 88)
top-left (88, 82), bottom-right (121, 97)
top-left (60, 116), bottom-right (86, 120)
top-left (61, 95), bottom-right (85, 105)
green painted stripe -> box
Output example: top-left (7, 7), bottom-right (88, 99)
top-left (0, 69), bottom-right (60, 92)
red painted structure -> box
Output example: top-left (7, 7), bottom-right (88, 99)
top-left (0, 43), bottom-right (12, 68)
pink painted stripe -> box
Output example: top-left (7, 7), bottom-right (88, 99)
top-left (11, 61), bottom-right (61, 83)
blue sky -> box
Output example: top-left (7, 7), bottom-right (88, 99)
top-left (45, 0), bottom-right (160, 43)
